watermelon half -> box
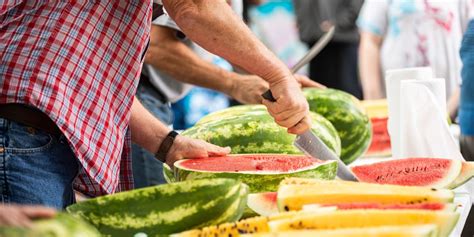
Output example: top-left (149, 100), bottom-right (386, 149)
top-left (172, 154), bottom-right (338, 193)
top-left (351, 158), bottom-right (465, 189)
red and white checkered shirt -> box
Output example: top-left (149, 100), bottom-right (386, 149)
top-left (0, 1), bottom-right (151, 196)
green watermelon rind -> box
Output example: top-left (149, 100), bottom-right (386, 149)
top-left (0, 213), bottom-right (101, 237)
top-left (196, 105), bottom-right (268, 125)
top-left (174, 160), bottom-right (338, 193)
top-left (163, 163), bottom-right (175, 183)
top-left (67, 179), bottom-right (248, 236)
top-left (304, 88), bottom-right (372, 164)
top-left (182, 108), bottom-right (341, 157)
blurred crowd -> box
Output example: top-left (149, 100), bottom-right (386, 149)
top-left (290, 0), bottom-right (473, 161)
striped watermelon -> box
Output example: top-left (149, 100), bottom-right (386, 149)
top-left (0, 213), bottom-right (100, 237)
top-left (303, 88), bottom-right (371, 164)
top-left (172, 154), bottom-right (338, 192)
top-left (67, 179), bottom-right (248, 236)
top-left (182, 106), bottom-right (341, 156)
top-left (196, 104), bottom-right (267, 125)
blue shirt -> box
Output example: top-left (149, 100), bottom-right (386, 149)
top-left (460, 20), bottom-right (474, 135)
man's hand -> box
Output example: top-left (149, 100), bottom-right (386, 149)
top-left (229, 75), bottom-right (269, 104)
top-left (294, 74), bottom-right (326, 88)
top-left (262, 77), bottom-right (311, 135)
top-left (165, 136), bottom-right (231, 166)
top-left (0, 204), bottom-right (56, 227)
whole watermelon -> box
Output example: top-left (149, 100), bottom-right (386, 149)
top-left (67, 179), bottom-right (248, 236)
top-left (0, 213), bottom-right (100, 237)
top-left (304, 88), bottom-right (371, 164)
top-left (183, 105), bottom-right (341, 156)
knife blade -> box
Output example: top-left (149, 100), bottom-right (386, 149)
top-left (261, 91), bottom-right (358, 181)
top-left (294, 131), bottom-right (358, 181)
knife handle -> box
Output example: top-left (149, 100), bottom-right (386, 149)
top-left (262, 90), bottom-right (277, 102)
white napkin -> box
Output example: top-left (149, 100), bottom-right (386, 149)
top-left (399, 80), bottom-right (463, 160)
top-left (385, 67), bottom-right (433, 158)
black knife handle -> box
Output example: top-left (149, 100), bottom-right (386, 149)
top-left (261, 90), bottom-right (277, 102)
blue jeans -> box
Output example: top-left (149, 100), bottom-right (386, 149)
top-left (0, 118), bottom-right (78, 209)
top-left (132, 81), bottom-right (173, 188)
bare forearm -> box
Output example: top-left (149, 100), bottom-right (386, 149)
top-left (359, 33), bottom-right (383, 99)
top-left (162, 0), bottom-right (292, 84)
top-left (145, 31), bottom-right (237, 95)
top-left (129, 97), bottom-right (170, 154)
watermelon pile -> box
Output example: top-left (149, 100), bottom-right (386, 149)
top-left (175, 178), bottom-right (460, 237)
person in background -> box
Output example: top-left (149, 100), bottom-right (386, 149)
top-left (0, 204), bottom-right (55, 227)
top-left (459, 19), bottom-right (474, 162)
top-left (293, 0), bottom-right (364, 99)
top-left (1, 0), bottom-right (311, 209)
top-left (357, 0), bottom-right (472, 102)
top-left (134, 3), bottom-right (320, 187)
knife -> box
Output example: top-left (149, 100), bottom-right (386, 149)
top-left (261, 91), bottom-right (358, 181)
top-left (261, 25), bottom-right (358, 181)
top-left (290, 25), bottom-right (335, 74)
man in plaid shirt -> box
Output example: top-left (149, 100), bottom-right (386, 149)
top-left (0, 0), bottom-right (311, 212)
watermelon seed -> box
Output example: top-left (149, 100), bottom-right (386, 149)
top-left (284, 205), bottom-right (289, 211)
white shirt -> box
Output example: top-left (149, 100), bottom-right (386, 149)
top-left (357, 0), bottom-right (473, 98)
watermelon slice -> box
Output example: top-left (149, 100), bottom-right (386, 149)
top-left (364, 117), bottom-right (391, 157)
top-left (247, 192), bottom-right (279, 216)
top-left (351, 158), bottom-right (464, 188)
top-left (247, 192), bottom-right (455, 216)
top-left (447, 161), bottom-right (474, 189)
top-left (172, 154), bottom-right (337, 192)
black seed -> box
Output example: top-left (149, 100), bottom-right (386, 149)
top-left (284, 206), bottom-right (289, 211)
top-left (431, 188), bottom-right (437, 191)
top-left (229, 234), bottom-right (233, 237)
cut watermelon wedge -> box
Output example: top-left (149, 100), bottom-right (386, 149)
top-left (247, 192), bottom-right (279, 216)
top-left (247, 191), bottom-right (456, 217)
top-left (172, 154), bottom-right (337, 192)
top-left (351, 158), bottom-right (463, 189)
top-left (447, 161), bottom-right (474, 189)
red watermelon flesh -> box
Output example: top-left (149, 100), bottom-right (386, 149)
top-left (247, 192), bottom-right (454, 216)
top-left (351, 158), bottom-right (462, 188)
top-left (247, 192), bottom-right (279, 216)
top-left (320, 202), bottom-right (452, 211)
top-left (365, 117), bottom-right (391, 157)
top-left (178, 154), bottom-right (320, 173)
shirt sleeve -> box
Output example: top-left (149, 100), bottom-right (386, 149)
top-left (152, 14), bottom-right (180, 31)
top-left (356, 0), bottom-right (389, 36)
